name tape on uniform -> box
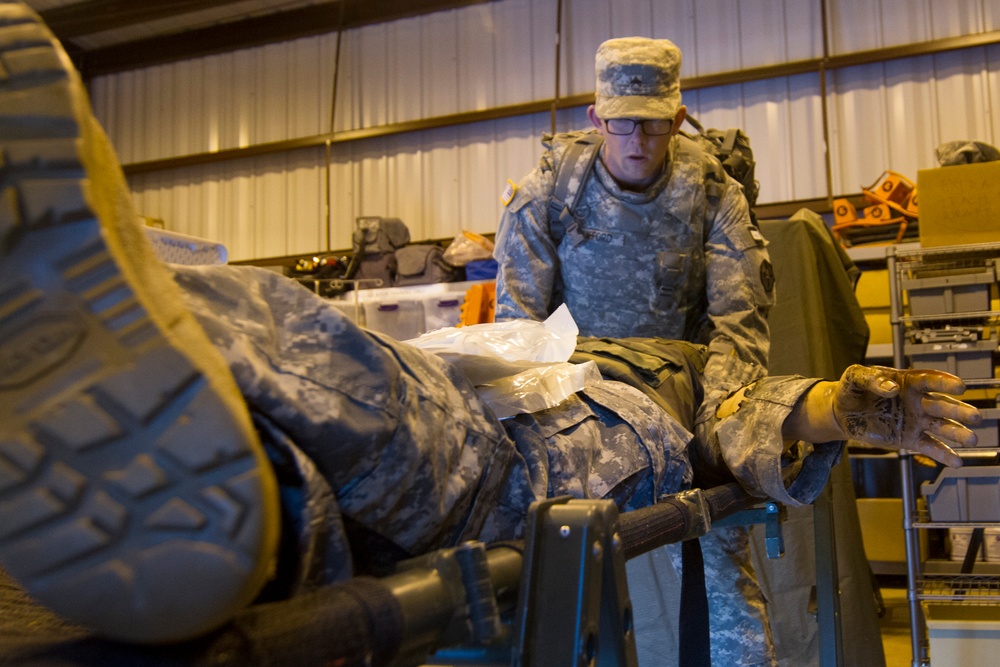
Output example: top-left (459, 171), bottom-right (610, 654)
top-left (501, 179), bottom-right (518, 207)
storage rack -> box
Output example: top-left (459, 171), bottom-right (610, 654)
top-left (888, 242), bottom-right (1000, 667)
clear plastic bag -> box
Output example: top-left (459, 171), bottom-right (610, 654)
top-left (477, 360), bottom-right (601, 419)
top-left (442, 230), bottom-right (495, 266)
top-left (406, 303), bottom-right (578, 364)
top-left (406, 304), bottom-right (596, 417)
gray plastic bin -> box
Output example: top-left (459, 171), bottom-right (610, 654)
top-left (903, 262), bottom-right (996, 316)
top-left (904, 337), bottom-right (997, 378)
top-left (941, 407), bottom-right (1000, 450)
top-left (970, 407), bottom-right (1000, 450)
top-left (922, 466), bottom-right (1000, 522)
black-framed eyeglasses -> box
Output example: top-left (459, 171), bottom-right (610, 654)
top-left (604, 118), bottom-right (674, 136)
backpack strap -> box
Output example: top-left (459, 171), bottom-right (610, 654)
top-left (675, 133), bottom-right (727, 205)
top-left (721, 128), bottom-right (739, 155)
top-left (548, 132), bottom-right (604, 246)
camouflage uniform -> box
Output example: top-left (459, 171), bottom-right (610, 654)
top-left (495, 132), bottom-right (773, 399)
top-left (170, 265), bottom-right (838, 606)
top-left (494, 126), bottom-right (778, 665)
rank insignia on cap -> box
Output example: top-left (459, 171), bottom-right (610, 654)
top-left (501, 179), bottom-right (517, 207)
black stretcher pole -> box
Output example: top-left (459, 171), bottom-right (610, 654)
top-left (198, 481), bottom-right (762, 667)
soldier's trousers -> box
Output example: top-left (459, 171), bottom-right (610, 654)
top-left (171, 265), bottom-right (693, 575)
top-left (172, 263), bottom-right (774, 666)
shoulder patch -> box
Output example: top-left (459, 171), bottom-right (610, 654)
top-left (501, 179), bottom-right (518, 207)
top-left (759, 259), bottom-right (775, 294)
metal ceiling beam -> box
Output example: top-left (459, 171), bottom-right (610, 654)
top-left (39, 0), bottom-right (254, 39)
top-left (118, 28), bottom-right (1000, 178)
top-left (72, 0), bottom-right (496, 79)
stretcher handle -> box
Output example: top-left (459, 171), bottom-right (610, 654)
top-left (176, 482), bottom-right (759, 666)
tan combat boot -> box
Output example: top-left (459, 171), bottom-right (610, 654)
top-left (0, 1), bottom-right (280, 644)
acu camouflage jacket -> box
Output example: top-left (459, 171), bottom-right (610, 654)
top-left (494, 130), bottom-right (776, 420)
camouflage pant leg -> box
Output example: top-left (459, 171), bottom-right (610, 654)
top-left (626, 546), bottom-right (682, 666)
top-left (629, 527), bottom-right (776, 667)
top-left (678, 525), bottom-right (777, 667)
top-left (169, 264), bottom-right (526, 581)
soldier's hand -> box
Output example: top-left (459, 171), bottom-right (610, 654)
top-left (832, 365), bottom-right (981, 467)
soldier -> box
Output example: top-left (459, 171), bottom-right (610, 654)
top-left (493, 37), bottom-right (780, 665)
top-left (0, 4), bottom-right (980, 656)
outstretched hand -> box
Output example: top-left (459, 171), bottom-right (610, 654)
top-left (832, 365), bottom-right (981, 467)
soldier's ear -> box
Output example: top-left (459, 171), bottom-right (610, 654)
top-left (587, 105), bottom-right (603, 132)
top-left (670, 106), bottom-right (687, 137)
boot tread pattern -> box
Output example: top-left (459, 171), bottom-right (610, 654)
top-left (0, 3), bottom-right (273, 642)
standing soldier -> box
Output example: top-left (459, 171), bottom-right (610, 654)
top-left (494, 37), bottom-right (777, 665)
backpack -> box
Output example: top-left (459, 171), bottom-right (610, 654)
top-left (546, 117), bottom-right (759, 246)
top-left (344, 216), bottom-right (412, 288)
top-left (680, 115), bottom-right (760, 226)
top-left (395, 244), bottom-right (463, 286)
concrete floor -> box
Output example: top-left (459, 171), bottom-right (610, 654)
top-left (880, 587), bottom-right (916, 667)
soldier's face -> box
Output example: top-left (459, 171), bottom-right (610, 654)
top-left (588, 105), bottom-right (685, 192)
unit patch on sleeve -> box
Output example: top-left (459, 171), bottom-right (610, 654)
top-left (759, 259), bottom-right (775, 294)
top-left (501, 179), bottom-right (518, 207)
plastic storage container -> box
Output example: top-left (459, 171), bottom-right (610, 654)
top-left (422, 295), bottom-right (464, 332)
top-left (363, 300), bottom-right (426, 340)
top-left (905, 337), bottom-right (998, 378)
top-left (969, 407), bottom-right (1000, 450)
top-left (925, 604), bottom-right (1000, 664)
top-left (903, 262), bottom-right (996, 316)
top-left (922, 466), bottom-right (1000, 522)
top-left (329, 300), bottom-right (365, 327)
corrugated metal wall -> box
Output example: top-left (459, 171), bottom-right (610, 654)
top-left (87, 0), bottom-right (1000, 262)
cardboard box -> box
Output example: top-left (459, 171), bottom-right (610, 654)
top-left (864, 311), bottom-right (893, 346)
top-left (949, 527), bottom-right (985, 561)
top-left (985, 527), bottom-right (1000, 562)
top-left (856, 497), bottom-right (927, 563)
top-left (918, 161), bottom-right (1000, 247)
top-left (855, 269), bottom-right (891, 309)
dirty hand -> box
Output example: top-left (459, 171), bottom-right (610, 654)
top-left (832, 365), bottom-right (981, 467)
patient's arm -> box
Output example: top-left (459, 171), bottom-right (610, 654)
top-left (784, 365), bottom-right (981, 468)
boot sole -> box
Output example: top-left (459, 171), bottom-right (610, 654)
top-left (0, 2), bottom-right (279, 644)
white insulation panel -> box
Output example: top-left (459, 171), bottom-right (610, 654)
top-left (88, 0), bottom-right (1000, 261)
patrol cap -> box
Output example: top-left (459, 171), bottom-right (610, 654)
top-left (594, 37), bottom-right (682, 120)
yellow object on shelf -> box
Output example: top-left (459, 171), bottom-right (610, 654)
top-left (856, 497), bottom-right (927, 564)
top-left (918, 161), bottom-right (1000, 247)
top-left (459, 282), bottom-right (496, 326)
top-left (855, 269), bottom-right (891, 309)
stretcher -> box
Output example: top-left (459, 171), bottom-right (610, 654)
top-left (0, 482), bottom-right (789, 666)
